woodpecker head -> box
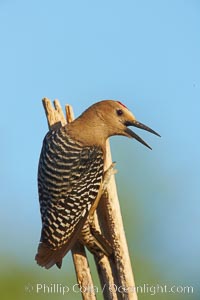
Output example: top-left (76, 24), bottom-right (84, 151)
top-left (73, 100), bottom-right (160, 149)
top-left (102, 100), bottom-right (160, 149)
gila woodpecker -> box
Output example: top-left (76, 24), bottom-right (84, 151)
top-left (35, 100), bottom-right (160, 269)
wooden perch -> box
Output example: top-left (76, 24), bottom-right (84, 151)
top-left (41, 97), bottom-right (138, 300)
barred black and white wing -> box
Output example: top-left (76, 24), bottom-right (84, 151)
top-left (35, 126), bottom-right (104, 268)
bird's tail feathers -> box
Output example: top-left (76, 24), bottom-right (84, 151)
top-left (35, 243), bottom-right (64, 269)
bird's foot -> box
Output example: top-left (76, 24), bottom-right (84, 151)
top-left (102, 162), bottom-right (117, 193)
top-left (79, 220), bottom-right (112, 258)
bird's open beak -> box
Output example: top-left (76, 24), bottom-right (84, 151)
top-left (124, 120), bottom-right (161, 150)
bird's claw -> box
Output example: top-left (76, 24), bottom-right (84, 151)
top-left (102, 162), bottom-right (117, 192)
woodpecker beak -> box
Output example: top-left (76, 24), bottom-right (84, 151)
top-left (124, 120), bottom-right (161, 150)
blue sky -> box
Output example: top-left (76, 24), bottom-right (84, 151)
top-left (0, 0), bottom-right (200, 294)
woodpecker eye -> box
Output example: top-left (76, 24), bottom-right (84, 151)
top-left (116, 109), bottom-right (123, 116)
